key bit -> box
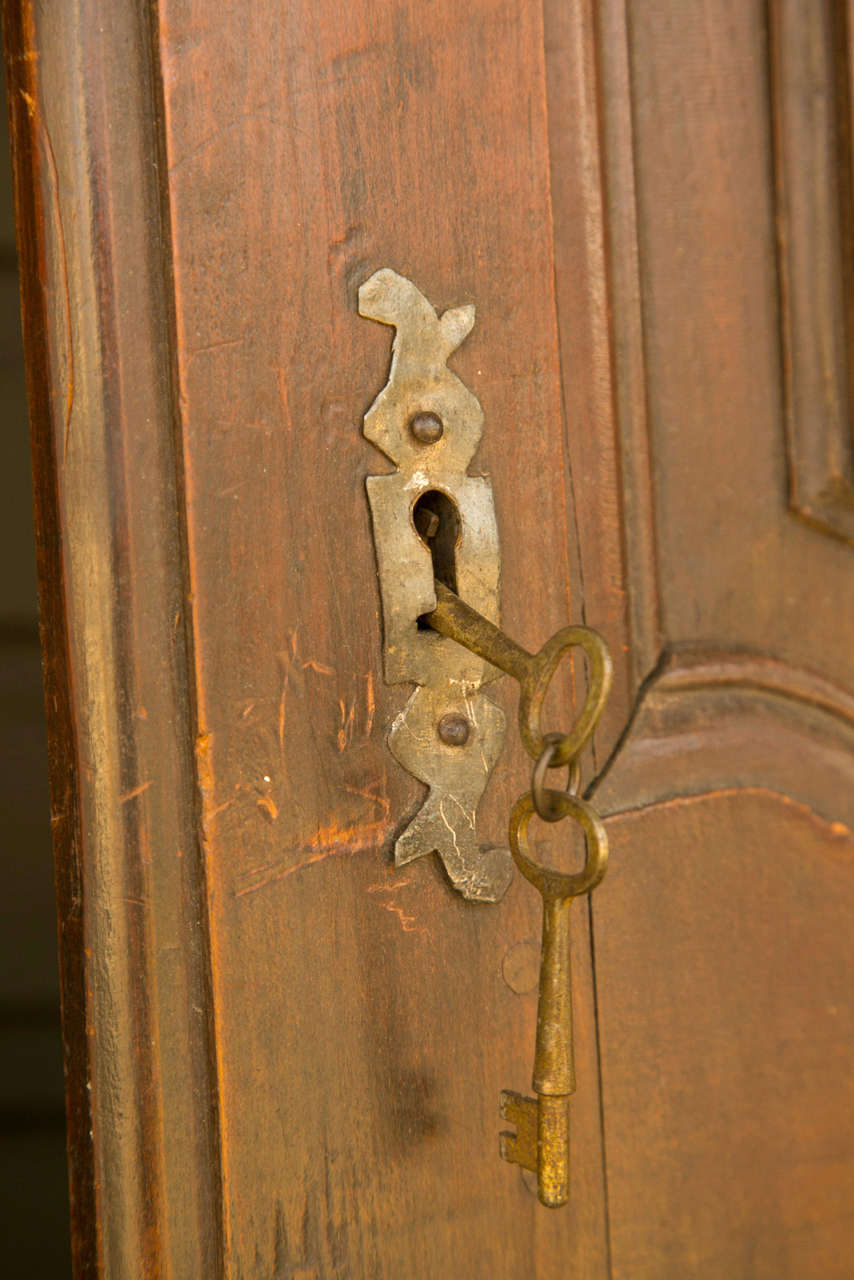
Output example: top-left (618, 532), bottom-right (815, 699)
top-left (500, 1089), bottom-right (572, 1208)
top-left (499, 1091), bottom-right (538, 1173)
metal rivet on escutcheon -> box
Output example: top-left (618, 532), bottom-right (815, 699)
top-left (409, 411), bottom-right (444, 444)
top-left (437, 713), bottom-right (470, 747)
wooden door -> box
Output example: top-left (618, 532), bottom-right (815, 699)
top-left (5, 1), bottom-right (854, 1276)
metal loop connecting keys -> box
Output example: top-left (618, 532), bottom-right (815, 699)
top-left (423, 580), bottom-right (613, 1208)
top-left (531, 732), bottom-right (581, 822)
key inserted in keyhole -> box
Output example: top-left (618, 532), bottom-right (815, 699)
top-left (413, 489), bottom-right (460, 599)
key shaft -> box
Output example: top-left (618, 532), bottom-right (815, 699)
top-left (423, 582), bottom-right (612, 767)
top-left (535, 895), bottom-right (575, 1096)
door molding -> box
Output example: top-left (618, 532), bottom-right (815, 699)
top-left (3, 2), bottom-right (223, 1274)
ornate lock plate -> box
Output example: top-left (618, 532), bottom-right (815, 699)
top-left (359, 269), bottom-right (511, 902)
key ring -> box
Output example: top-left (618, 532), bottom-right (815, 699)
top-left (531, 732), bottom-right (581, 822)
top-left (508, 789), bottom-right (609, 902)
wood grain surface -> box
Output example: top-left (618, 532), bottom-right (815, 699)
top-left (592, 4), bottom-right (854, 1273)
top-left (770, 0), bottom-right (854, 543)
top-left (154, 0), bottom-right (610, 1275)
top-left (624, 0), bottom-right (854, 685)
top-left (2, 7), bottom-right (95, 1272)
top-left (598, 791), bottom-right (854, 1279)
top-left (4, 2), bottom-right (222, 1274)
top-left (7, 0), bottom-right (854, 1275)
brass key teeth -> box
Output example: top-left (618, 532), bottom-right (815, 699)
top-left (499, 1090), bottom-right (570, 1208)
top-left (499, 1090), bottom-right (537, 1173)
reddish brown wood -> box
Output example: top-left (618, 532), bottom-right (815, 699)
top-left (543, 0), bottom-right (655, 755)
top-left (591, 3), bottom-right (854, 1273)
top-left (623, 0), bottom-right (854, 687)
top-left (770, 0), bottom-right (854, 543)
top-left (595, 649), bottom-right (854, 828)
top-left (598, 792), bottom-right (854, 1278)
top-left (9, 0), bottom-right (854, 1275)
top-left (2, 6), bottom-right (95, 1273)
top-left (4, 1), bottom-right (222, 1274)
top-left (154, 1), bottom-right (611, 1273)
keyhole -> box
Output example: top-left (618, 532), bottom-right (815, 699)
top-left (413, 490), bottom-right (460, 620)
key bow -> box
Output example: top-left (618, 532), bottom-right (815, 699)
top-left (508, 789), bottom-right (609, 902)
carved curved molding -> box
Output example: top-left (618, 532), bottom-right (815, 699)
top-left (771, 0), bottom-right (854, 544)
top-left (591, 649), bottom-right (854, 833)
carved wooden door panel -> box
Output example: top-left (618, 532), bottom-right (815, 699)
top-left (5, 0), bottom-right (854, 1277)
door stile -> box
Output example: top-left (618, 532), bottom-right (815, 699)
top-left (3, 2), bottom-right (224, 1275)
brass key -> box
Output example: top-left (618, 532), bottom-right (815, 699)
top-left (424, 582), bottom-right (611, 768)
top-left (501, 790), bottom-right (608, 1207)
top-left (422, 580), bottom-right (613, 1207)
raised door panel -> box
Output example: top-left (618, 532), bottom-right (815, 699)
top-left (586, 2), bottom-right (854, 1274)
top-left (599, 793), bottom-right (854, 1279)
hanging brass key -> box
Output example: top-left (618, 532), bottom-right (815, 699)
top-left (501, 790), bottom-right (608, 1206)
top-left (423, 580), bottom-right (613, 1207)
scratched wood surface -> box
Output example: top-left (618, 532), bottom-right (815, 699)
top-left (8, 0), bottom-right (854, 1275)
top-left (154, 1), bottom-right (609, 1276)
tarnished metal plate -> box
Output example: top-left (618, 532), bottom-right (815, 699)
top-left (359, 269), bottom-right (511, 902)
